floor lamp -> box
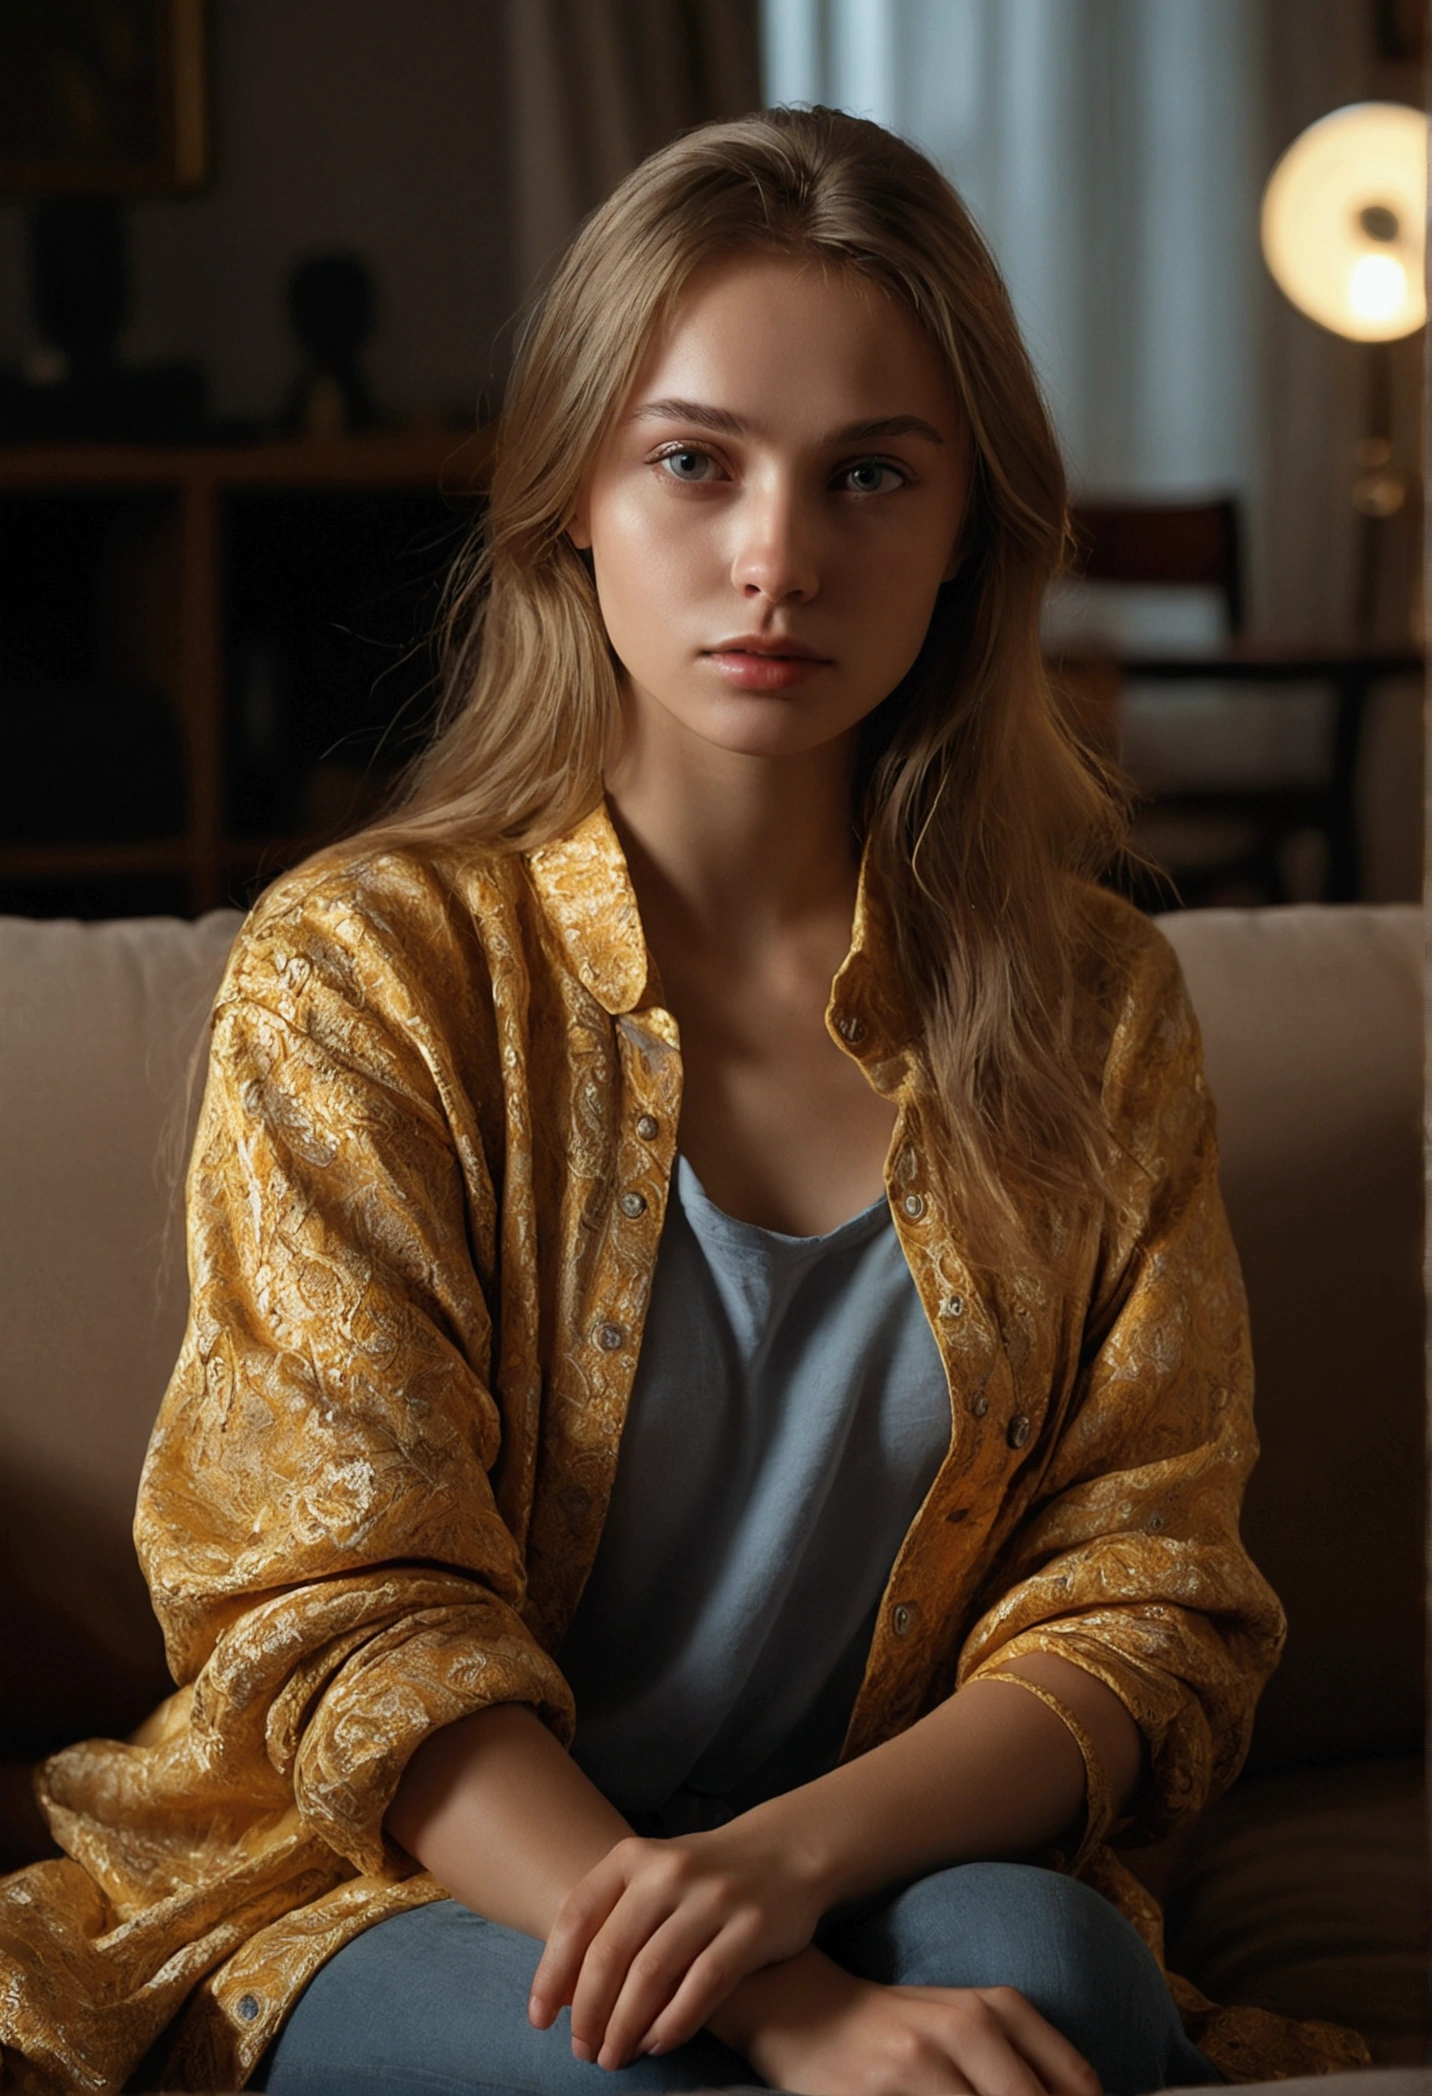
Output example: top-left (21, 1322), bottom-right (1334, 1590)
top-left (1260, 100), bottom-right (1427, 642)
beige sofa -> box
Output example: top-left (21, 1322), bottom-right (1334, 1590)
top-left (0, 902), bottom-right (1425, 2077)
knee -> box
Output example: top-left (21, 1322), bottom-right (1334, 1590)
top-left (976, 1865), bottom-right (1151, 2015)
top-left (839, 1863), bottom-right (1204, 2096)
top-left (865, 1861), bottom-right (1132, 2002)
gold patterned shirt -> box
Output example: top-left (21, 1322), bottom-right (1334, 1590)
top-left (0, 806), bottom-right (1366, 2091)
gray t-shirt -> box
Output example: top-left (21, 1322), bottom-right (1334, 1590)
top-left (562, 1155), bottom-right (952, 1832)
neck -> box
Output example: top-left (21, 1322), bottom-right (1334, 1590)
top-left (604, 707), bottom-right (860, 956)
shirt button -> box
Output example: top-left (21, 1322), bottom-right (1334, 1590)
top-left (596, 1322), bottom-right (625, 1351)
top-left (837, 1014), bottom-right (866, 1043)
top-left (941, 1293), bottom-right (965, 1318)
top-left (970, 1391), bottom-right (989, 1418)
top-left (891, 1602), bottom-right (914, 1637)
top-left (902, 1192), bottom-right (926, 1220)
top-left (236, 1994), bottom-right (261, 2022)
top-left (1007, 1413), bottom-right (1031, 1449)
top-left (635, 1114), bottom-right (659, 1140)
top-left (618, 1191), bottom-right (647, 1218)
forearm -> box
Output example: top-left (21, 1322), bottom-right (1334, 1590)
top-left (386, 1656), bottom-right (1143, 2077)
top-left (386, 1701), bottom-right (630, 1939)
top-left (386, 1704), bottom-right (847, 2075)
top-left (732, 1652), bottom-right (1144, 1920)
top-left (705, 1658), bottom-right (1143, 2072)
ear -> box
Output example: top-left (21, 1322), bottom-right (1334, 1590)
top-left (941, 434), bottom-right (977, 581)
top-left (566, 489), bottom-right (593, 551)
top-left (940, 497), bottom-right (974, 583)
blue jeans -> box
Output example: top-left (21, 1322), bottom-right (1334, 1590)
top-left (261, 1862), bottom-right (1219, 2095)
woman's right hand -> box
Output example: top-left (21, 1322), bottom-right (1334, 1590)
top-left (720, 1947), bottom-right (1103, 2096)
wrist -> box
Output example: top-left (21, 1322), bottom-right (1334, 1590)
top-left (735, 1785), bottom-right (847, 1915)
top-left (708, 1943), bottom-right (862, 2080)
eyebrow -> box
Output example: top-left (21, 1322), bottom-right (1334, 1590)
top-left (627, 398), bottom-right (947, 446)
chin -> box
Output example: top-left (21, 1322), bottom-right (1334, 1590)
top-left (695, 716), bottom-right (853, 761)
top-left (668, 690), bottom-right (870, 761)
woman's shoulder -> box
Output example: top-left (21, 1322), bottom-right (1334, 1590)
top-left (1063, 882), bottom-right (1216, 1181)
top-left (1071, 879), bottom-right (1187, 1015)
top-left (1066, 882), bottom-right (1205, 1120)
top-left (217, 830), bottom-right (532, 1022)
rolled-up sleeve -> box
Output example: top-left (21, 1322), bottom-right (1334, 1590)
top-left (958, 927), bottom-right (1285, 1843)
top-left (136, 883), bottom-right (573, 1880)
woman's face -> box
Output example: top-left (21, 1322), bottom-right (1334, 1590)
top-left (569, 254), bottom-right (971, 764)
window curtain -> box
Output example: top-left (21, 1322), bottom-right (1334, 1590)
top-left (505, 0), bottom-right (761, 308)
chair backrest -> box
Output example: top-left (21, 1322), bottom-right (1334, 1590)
top-left (1072, 497), bottom-right (1244, 636)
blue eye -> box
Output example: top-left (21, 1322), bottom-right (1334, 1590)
top-left (659, 448), bottom-right (716, 482)
top-left (842, 461), bottom-right (903, 494)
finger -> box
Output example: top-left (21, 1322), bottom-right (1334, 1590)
top-left (594, 1905), bottom-right (739, 2069)
top-left (528, 1860), bottom-right (627, 2029)
top-left (979, 1988), bottom-right (1102, 2096)
top-left (636, 1913), bottom-right (765, 2059)
top-left (568, 1884), bottom-right (689, 2061)
top-left (929, 1992), bottom-right (1050, 2096)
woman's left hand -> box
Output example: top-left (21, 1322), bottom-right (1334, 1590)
top-left (527, 1813), bottom-right (827, 2069)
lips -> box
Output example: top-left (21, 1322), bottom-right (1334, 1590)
top-left (702, 635), bottom-right (831, 692)
top-left (707, 632), bottom-right (827, 659)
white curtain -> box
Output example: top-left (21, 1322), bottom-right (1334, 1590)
top-left (507, 0), bottom-right (760, 307)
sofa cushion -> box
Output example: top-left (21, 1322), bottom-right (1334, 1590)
top-left (1157, 906), bottom-right (1424, 1775)
top-left (0, 910), bottom-right (243, 1758)
top-left (1163, 1757), bottom-right (1429, 2066)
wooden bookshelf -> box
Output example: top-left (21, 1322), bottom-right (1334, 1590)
top-left (0, 428), bottom-right (492, 915)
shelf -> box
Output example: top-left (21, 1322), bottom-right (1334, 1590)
top-left (0, 426), bottom-right (494, 493)
top-left (0, 839), bottom-right (194, 880)
top-left (0, 432), bottom-right (492, 916)
top-left (224, 832), bottom-right (331, 863)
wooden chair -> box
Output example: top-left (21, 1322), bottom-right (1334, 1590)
top-left (1071, 497), bottom-right (1244, 637)
top-left (1061, 496), bottom-right (1390, 906)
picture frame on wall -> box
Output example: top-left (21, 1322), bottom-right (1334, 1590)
top-left (0, 0), bottom-right (208, 195)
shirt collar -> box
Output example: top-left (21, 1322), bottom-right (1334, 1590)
top-left (526, 799), bottom-right (917, 1069)
top-left (829, 845), bottom-right (918, 1080)
top-left (525, 801), bottom-right (655, 1016)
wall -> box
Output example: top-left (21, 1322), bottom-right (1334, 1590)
top-left (0, 0), bottom-right (515, 425)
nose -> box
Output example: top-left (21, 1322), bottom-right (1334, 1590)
top-left (729, 477), bottom-right (820, 605)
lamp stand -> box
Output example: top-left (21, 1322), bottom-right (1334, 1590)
top-left (1351, 341), bottom-right (1409, 642)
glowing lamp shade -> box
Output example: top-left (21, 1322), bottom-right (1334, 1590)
top-left (1260, 101), bottom-right (1427, 342)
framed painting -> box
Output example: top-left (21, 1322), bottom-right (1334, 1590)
top-left (0, 0), bottom-right (208, 194)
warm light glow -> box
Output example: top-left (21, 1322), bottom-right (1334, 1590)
top-left (1348, 251), bottom-right (1410, 323)
top-left (1260, 101), bottom-right (1426, 341)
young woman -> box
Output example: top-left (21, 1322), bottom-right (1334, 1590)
top-left (0, 109), bottom-right (1364, 2096)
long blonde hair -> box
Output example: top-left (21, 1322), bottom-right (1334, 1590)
top-left (359, 107), bottom-right (1130, 1267)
